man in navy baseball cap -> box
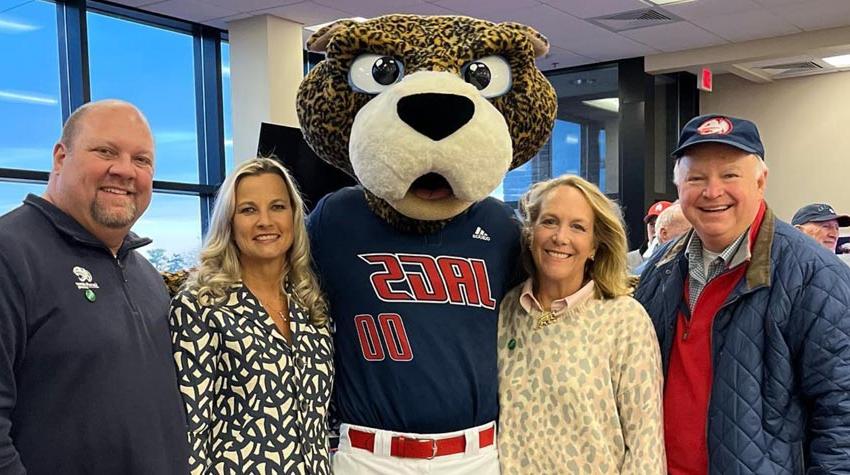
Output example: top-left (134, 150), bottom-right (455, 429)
top-left (635, 112), bottom-right (850, 474)
top-left (792, 203), bottom-right (850, 252)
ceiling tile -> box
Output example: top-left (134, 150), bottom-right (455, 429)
top-left (537, 46), bottom-right (594, 70)
top-left (620, 20), bottom-right (727, 52)
top-left (204, 11), bottom-right (254, 30)
top-left (772, 0), bottom-right (850, 30)
top-left (141, 0), bottom-right (239, 21)
top-left (429, 0), bottom-right (541, 23)
top-left (206, 0), bottom-right (303, 14)
top-left (543, 0), bottom-right (650, 19)
top-left (252, 1), bottom-right (356, 26)
top-left (433, 0), bottom-right (539, 13)
top-left (691, 8), bottom-right (801, 42)
top-left (108, 0), bottom-right (165, 7)
top-left (312, 0), bottom-right (428, 18)
top-left (486, 4), bottom-right (612, 43)
top-left (660, 0), bottom-right (763, 21)
top-left (388, 3), bottom-right (463, 16)
top-left (751, 0), bottom-right (808, 6)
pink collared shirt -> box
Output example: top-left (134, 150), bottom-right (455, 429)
top-left (519, 278), bottom-right (596, 315)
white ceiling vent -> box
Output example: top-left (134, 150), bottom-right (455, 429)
top-left (733, 56), bottom-right (838, 81)
top-left (758, 61), bottom-right (822, 72)
top-left (752, 59), bottom-right (830, 78)
top-left (589, 8), bottom-right (680, 32)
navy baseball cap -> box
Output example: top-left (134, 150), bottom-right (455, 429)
top-left (791, 203), bottom-right (850, 227)
top-left (672, 114), bottom-right (765, 159)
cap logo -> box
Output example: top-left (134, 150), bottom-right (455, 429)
top-left (655, 203), bottom-right (664, 212)
top-left (697, 117), bottom-right (733, 136)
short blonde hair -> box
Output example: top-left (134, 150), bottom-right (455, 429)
top-left (186, 157), bottom-right (328, 326)
top-left (519, 175), bottom-right (631, 299)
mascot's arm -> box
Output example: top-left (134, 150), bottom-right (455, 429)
top-left (169, 291), bottom-right (219, 475)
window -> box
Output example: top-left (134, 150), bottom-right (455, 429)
top-left (222, 42), bottom-right (234, 172)
top-left (87, 11), bottom-right (199, 183)
top-left (0, 182), bottom-right (47, 216)
top-left (0, 1), bottom-right (226, 273)
top-left (132, 192), bottom-right (201, 271)
top-left (0, 0), bottom-right (62, 172)
top-left (494, 65), bottom-right (620, 205)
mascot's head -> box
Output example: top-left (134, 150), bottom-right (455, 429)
top-left (297, 14), bottom-right (556, 231)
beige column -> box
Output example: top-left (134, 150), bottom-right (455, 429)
top-left (229, 15), bottom-right (304, 164)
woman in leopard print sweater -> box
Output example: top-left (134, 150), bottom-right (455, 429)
top-left (497, 175), bottom-right (665, 474)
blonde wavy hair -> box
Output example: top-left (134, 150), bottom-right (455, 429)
top-left (518, 175), bottom-right (631, 300)
top-left (186, 157), bottom-right (328, 326)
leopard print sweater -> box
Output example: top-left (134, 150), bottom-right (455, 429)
top-left (497, 283), bottom-right (666, 474)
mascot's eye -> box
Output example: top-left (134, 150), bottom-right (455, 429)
top-left (348, 54), bottom-right (405, 94)
top-left (461, 55), bottom-right (512, 98)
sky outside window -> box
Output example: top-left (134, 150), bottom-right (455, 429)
top-left (88, 10), bottom-right (199, 184)
top-left (222, 41), bottom-right (234, 172)
top-left (0, 0), bottom-right (62, 172)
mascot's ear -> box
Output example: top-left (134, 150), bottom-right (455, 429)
top-left (305, 18), bottom-right (361, 53)
top-left (499, 22), bottom-right (551, 58)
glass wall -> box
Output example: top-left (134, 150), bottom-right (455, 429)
top-left (0, 0), bottom-right (62, 173)
top-left (493, 65), bottom-right (620, 205)
top-left (222, 42), bottom-right (234, 172)
top-left (88, 11), bottom-right (200, 183)
top-left (0, 0), bottom-right (228, 271)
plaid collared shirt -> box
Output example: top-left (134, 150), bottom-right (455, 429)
top-left (685, 230), bottom-right (750, 312)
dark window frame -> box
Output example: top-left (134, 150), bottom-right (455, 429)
top-left (0, 0), bottom-right (229, 235)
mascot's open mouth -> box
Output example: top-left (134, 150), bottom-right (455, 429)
top-left (410, 172), bottom-right (454, 201)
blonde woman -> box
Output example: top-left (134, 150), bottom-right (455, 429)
top-left (498, 175), bottom-right (665, 474)
top-left (170, 158), bottom-right (332, 475)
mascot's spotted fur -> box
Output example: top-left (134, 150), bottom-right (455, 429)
top-left (297, 14), bottom-right (556, 231)
top-left (299, 14), bottom-right (555, 473)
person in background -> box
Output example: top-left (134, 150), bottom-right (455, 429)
top-left (635, 114), bottom-right (850, 474)
top-left (634, 203), bottom-right (693, 276)
top-left (498, 174), bottom-right (665, 474)
top-left (791, 202), bottom-right (850, 253)
top-left (170, 157), bottom-right (333, 475)
top-left (0, 100), bottom-right (189, 474)
top-left (655, 203), bottom-right (692, 245)
top-left (627, 200), bottom-right (672, 272)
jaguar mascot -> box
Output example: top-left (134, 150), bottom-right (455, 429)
top-left (296, 14), bottom-right (556, 474)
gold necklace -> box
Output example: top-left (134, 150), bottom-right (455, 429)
top-left (534, 309), bottom-right (560, 329)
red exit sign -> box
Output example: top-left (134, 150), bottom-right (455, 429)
top-left (698, 67), bottom-right (713, 92)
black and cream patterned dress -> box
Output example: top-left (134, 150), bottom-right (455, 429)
top-left (170, 283), bottom-right (333, 475)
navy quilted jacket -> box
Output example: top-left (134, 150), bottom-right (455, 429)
top-left (635, 207), bottom-right (850, 474)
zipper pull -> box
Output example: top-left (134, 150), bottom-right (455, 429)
top-left (682, 321), bottom-right (690, 341)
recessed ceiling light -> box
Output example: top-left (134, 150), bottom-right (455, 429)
top-left (569, 78), bottom-right (597, 86)
top-left (582, 98), bottom-right (619, 113)
top-left (823, 54), bottom-right (850, 67)
top-left (644, 0), bottom-right (697, 5)
top-left (305, 17), bottom-right (368, 32)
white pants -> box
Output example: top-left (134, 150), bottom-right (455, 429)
top-left (333, 421), bottom-right (500, 475)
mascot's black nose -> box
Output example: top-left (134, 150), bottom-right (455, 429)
top-left (397, 93), bottom-right (474, 141)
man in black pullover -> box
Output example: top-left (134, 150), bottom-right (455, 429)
top-left (0, 100), bottom-right (189, 474)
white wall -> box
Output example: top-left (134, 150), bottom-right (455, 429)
top-left (700, 71), bottom-right (850, 225)
top-left (229, 15), bottom-right (304, 164)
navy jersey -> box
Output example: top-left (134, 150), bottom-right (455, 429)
top-left (308, 186), bottom-right (521, 433)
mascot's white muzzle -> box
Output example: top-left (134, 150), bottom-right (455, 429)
top-left (349, 71), bottom-right (513, 203)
